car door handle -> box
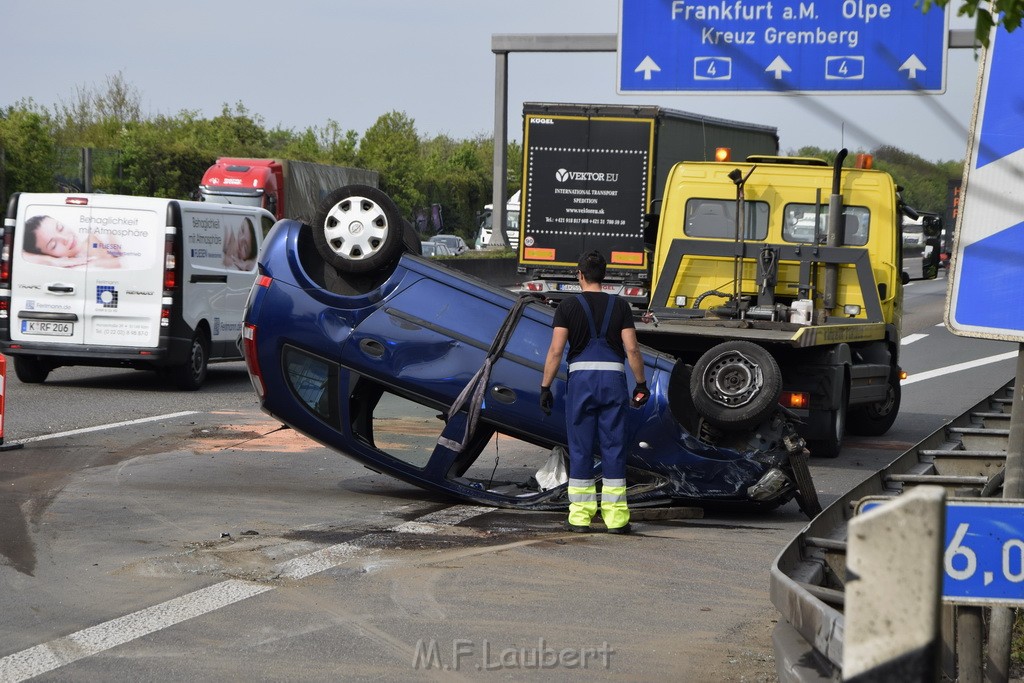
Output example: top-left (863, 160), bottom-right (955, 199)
top-left (47, 284), bottom-right (74, 294)
top-left (359, 338), bottom-right (386, 359)
top-left (489, 385), bottom-right (517, 404)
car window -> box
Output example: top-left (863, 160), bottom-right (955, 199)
top-left (283, 346), bottom-right (338, 424)
top-left (783, 204), bottom-right (870, 246)
top-left (684, 199), bottom-right (769, 239)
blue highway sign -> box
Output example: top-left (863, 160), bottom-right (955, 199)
top-left (859, 498), bottom-right (1024, 606)
top-left (947, 24), bottom-right (1024, 342)
top-left (618, 0), bottom-right (948, 94)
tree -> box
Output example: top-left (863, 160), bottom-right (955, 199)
top-left (0, 102), bottom-right (59, 204)
top-left (922, 0), bottom-right (1024, 46)
top-left (358, 111), bottom-right (425, 217)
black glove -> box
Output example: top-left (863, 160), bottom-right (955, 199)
top-left (631, 382), bottom-right (650, 408)
top-left (539, 386), bottom-right (554, 415)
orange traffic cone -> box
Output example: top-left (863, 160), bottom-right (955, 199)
top-left (0, 355), bottom-right (24, 451)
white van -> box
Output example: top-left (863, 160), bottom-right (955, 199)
top-left (0, 193), bottom-right (276, 389)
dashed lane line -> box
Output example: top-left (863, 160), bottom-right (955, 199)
top-left (0, 505), bottom-right (491, 682)
top-left (903, 351), bottom-right (1018, 386)
top-left (10, 411), bottom-right (200, 445)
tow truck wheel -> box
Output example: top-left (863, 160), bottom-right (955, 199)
top-left (690, 341), bottom-right (782, 431)
top-left (847, 369), bottom-right (901, 436)
top-left (13, 356), bottom-right (51, 384)
top-left (312, 185), bottom-right (404, 274)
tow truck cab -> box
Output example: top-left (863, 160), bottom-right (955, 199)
top-left (640, 151), bottom-right (906, 458)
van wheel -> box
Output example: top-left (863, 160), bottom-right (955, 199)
top-left (847, 368), bottom-right (901, 436)
top-left (13, 356), bottom-right (50, 384)
top-left (312, 185), bottom-right (404, 274)
top-left (690, 341), bottom-right (782, 431)
top-left (174, 333), bottom-right (209, 391)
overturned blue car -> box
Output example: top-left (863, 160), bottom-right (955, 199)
top-left (241, 186), bottom-right (819, 517)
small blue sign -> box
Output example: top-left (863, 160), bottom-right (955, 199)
top-left (618, 0), bottom-right (948, 94)
top-left (861, 498), bottom-right (1024, 606)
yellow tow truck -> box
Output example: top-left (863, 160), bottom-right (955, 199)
top-left (637, 149), bottom-right (911, 457)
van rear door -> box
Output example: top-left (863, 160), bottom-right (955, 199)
top-left (11, 195), bottom-right (164, 349)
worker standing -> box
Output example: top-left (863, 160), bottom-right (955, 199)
top-left (540, 251), bottom-right (650, 533)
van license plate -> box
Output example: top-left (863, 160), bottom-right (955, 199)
top-left (22, 321), bottom-right (73, 336)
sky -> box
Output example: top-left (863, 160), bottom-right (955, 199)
top-left (3, 1), bottom-right (980, 163)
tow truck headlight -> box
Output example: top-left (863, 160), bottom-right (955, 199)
top-left (843, 304), bottom-right (861, 317)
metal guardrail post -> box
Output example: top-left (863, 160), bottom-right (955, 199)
top-left (986, 344), bottom-right (1024, 682)
top-left (843, 486), bottom-right (945, 681)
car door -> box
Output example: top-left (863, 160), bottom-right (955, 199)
top-left (11, 196), bottom-right (90, 345)
top-left (79, 197), bottom-right (164, 348)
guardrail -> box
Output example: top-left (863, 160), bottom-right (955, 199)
top-left (771, 380), bottom-right (1017, 682)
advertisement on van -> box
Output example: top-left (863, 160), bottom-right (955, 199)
top-left (21, 205), bottom-right (156, 270)
top-left (184, 213), bottom-right (259, 271)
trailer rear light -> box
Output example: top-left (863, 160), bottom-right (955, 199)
top-left (715, 147), bottom-right (731, 162)
top-left (780, 391), bottom-right (809, 409)
top-left (621, 286), bottom-right (646, 298)
top-left (242, 323), bottom-right (265, 398)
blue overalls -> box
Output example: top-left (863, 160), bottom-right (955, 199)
top-left (565, 294), bottom-right (630, 530)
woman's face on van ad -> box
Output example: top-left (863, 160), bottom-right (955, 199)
top-left (34, 216), bottom-right (78, 258)
top-left (235, 224), bottom-right (252, 259)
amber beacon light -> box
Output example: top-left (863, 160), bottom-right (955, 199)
top-left (715, 147), bottom-right (731, 162)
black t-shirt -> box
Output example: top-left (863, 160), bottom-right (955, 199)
top-left (552, 292), bottom-right (635, 362)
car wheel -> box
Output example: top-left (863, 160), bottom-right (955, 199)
top-left (174, 332), bottom-right (209, 391)
top-left (807, 380), bottom-right (847, 459)
top-left (847, 368), bottom-right (901, 436)
top-left (788, 450), bottom-right (823, 518)
top-left (13, 356), bottom-right (51, 384)
top-left (312, 185), bottom-right (404, 274)
top-left (689, 341), bottom-right (782, 431)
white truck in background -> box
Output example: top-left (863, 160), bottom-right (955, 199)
top-left (475, 190), bottom-right (520, 249)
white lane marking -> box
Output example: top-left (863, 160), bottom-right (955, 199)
top-left (901, 333), bottom-right (928, 346)
top-left (0, 504), bottom-right (490, 681)
top-left (11, 411), bottom-right (200, 445)
top-left (903, 351), bottom-right (1018, 386)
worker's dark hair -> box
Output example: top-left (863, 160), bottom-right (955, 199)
top-left (577, 250), bottom-right (606, 284)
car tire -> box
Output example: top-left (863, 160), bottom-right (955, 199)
top-left (312, 185), bottom-right (404, 274)
top-left (788, 450), bottom-right (823, 518)
top-left (690, 341), bottom-right (782, 431)
top-left (847, 368), bottom-right (901, 436)
top-left (174, 332), bottom-right (209, 391)
top-left (807, 380), bottom-right (847, 459)
top-left (13, 356), bottom-right (51, 384)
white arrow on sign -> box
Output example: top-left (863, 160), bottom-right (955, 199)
top-left (765, 56), bottom-right (792, 80)
top-left (634, 56), bottom-right (661, 80)
top-left (899, 55), bottom-right (927, 79)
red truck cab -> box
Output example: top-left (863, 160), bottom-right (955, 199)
top-left (199, 158), bottom-right (286, 219)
